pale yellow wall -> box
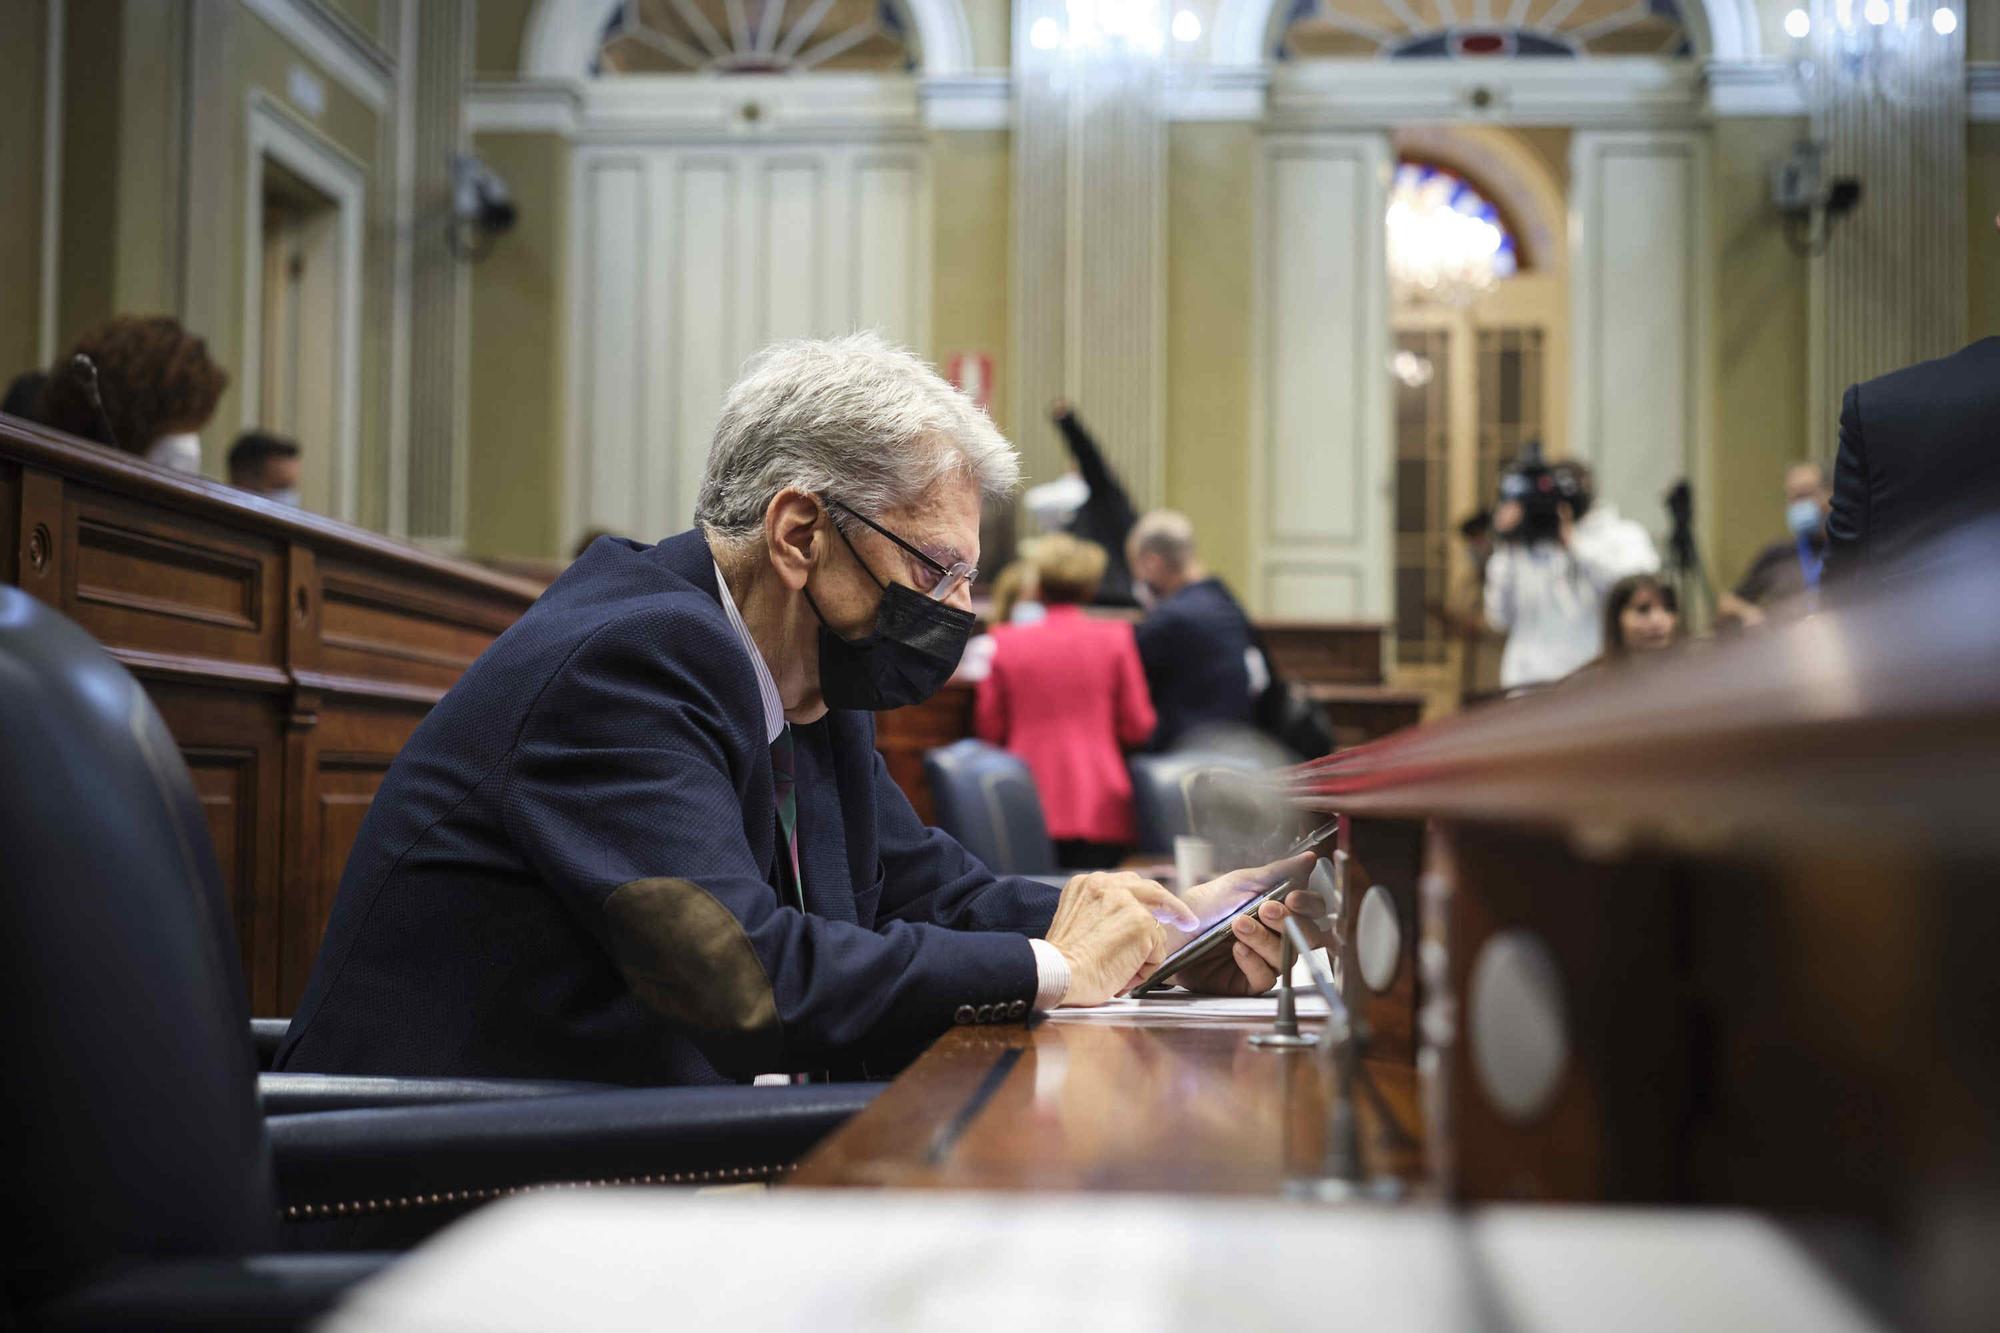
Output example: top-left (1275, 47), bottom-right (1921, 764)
top-left (964, 0), bottom-right (1013, 67)
top-left (930, 129), bottom-right (1012, 438)
top-left (1971, 125), bottom-right (2000, 338)
top-left (1707, 117), bottom-right (1813, 591)
top-left (466, 131), bottom-right (569, 560)
top-left (0, 1), bottom-right (50, 383)
top-left (1165, 121), bottom-right (1255, 596)
top-left (324, 0), bottom-right (385, 48)
top-left (192, 6), bottom-right (392, 521)
top-left (1969, 1), bottom-right (2000, 62)
top-left (474, 0), bottom-right (537, 79)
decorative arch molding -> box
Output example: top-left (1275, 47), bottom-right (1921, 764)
top-left (1208, 0), bottom-right (1762, 65)
top-left (520, 0), bottom-right (975, 80)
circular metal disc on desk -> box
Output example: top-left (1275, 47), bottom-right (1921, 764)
top-left (1467, 930), bottom-right (1569, 1123)
top-left (1356, 884), bottom-right (1401, 993)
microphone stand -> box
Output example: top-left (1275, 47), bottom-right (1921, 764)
top-left (1283, 915), bottom-right (1410, 1202)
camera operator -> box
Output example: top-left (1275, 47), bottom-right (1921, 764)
top-left (1484, 451), bottom-right (1660, 690)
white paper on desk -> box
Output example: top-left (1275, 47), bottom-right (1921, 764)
top-left (322, 1192), bottom-right (1889, 1333)
top-left (1043, 992), bottom-right (1331, 1022)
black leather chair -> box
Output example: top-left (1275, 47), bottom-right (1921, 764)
top-left (922, 739), bottom-right (1063, 879)
top-left (1127, 750), bottom-right (1265, 856)
top-left (0, 588), bottom-right (880, 1328)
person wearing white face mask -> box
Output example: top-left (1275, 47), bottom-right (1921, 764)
top-left (1718, 462), bottom-right (1832, 629)
top-left (227, 431), bottom-right (303, 506)
top-left (40, 315), bottom-right (229, 477)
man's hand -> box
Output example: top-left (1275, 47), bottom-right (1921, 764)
top-left (1492, 500), bottom-right (1523, 536)
top-left (1172, 852), bottom-right (1329, 997)
top-left (1045, 871), bottom-right (1199, 1006)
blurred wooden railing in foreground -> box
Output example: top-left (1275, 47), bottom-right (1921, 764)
top-left (1280, 525), bottom-right (2000, 1282)
top-left (1, 417), bottom-right (544, 1016)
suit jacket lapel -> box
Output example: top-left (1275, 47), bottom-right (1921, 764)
top-left (790, 721), bottom-right (858, 925)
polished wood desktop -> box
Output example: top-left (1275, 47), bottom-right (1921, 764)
top-left (804, 535), bottom-right (2000, 1265)
top-left (793, 1011), bottom-right (1422, 1194)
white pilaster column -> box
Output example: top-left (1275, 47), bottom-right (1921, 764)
top-left (1010, 1), bottom-right (1167, 512)
top-left (1806, 1), bottom-right (1968, 452)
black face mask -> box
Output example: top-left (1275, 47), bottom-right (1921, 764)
top-left (806, 524), bottom-right (976, 711)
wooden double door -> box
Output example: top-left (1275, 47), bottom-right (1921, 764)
top-left (1389, 274), bottom-right (1565, 715)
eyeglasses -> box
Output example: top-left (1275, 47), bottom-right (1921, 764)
top-left (825, 498), bottom-right (977, 602)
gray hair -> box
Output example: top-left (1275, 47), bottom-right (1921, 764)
top-left (1129, 508), bottom-right (1197, 570)
top-left (694, 332), bottom-right (1019, 550)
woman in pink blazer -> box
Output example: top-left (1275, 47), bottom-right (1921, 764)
top-left (974, 535), bottom-right (1157, 868)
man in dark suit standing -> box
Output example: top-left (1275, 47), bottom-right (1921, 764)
top-left (1828, 336), bottom-right (2000, 580)
top-left (1126, 510), bottom-right (1258, 751)
top-left (277, 334), bottom-right (1321, 1087)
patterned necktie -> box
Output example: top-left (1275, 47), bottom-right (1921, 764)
top-left (770, 725), bottom-right (804, 910)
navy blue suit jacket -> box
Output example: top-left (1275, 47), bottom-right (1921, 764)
top-left (1134, 578), bottom-right (1255, 750)
top-left (276, 530), bottom-right (1056, 1085)
top-left (1829, 337), bottom-right (2000, 580)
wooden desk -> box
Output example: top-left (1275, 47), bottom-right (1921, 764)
top-left (1, 418), bottom-right (540, 1015)
top-left (792, 1012), bottom-right (1422, 1194)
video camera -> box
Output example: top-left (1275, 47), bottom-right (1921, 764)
top-left (1497, 441), bottom-right (1587, 545)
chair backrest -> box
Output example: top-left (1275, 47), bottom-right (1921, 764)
top-left (1128, 750), bottom-right (1266, 855)
top-left (922, 739), bottom-right (1058, 876)
top-left (0, 588), bottom-right (276, 1305)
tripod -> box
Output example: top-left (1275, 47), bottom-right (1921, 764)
top-left (1663, 480), bottom-right (1715, 627)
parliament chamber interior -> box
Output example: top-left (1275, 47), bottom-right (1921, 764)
top-left (3, 1), bottom-right (1999, 1329)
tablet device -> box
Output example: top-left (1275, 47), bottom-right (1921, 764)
top-left (1128, 819), bottom-right (1341, 997)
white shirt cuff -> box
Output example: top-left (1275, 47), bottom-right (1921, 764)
top-left (1028, 938), bottom-right (1071, 1011)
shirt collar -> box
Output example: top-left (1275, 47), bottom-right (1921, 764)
top-left (712, 561), bottom-right (786, 744)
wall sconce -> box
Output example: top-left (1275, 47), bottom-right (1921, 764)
top-left (1771, 140), bottom-right (1862, 258)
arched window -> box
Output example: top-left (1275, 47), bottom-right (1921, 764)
top-left (593, 0), bottom-right (918, 75)
top-left (1277, 0), bottom-right (1693, 60)
top-left (1387, 161), bottom-right (1519, 306)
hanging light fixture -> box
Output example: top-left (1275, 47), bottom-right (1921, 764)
top-left (1782, 2), bottom-right (1962, 103)
top-left (1385, 164), bottom-right (1517, 308)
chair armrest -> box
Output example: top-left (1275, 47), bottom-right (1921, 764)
top-left (267, 1082), bottom-right (885, 1218)
top-left (31, 1253), bottom-right (394, 1331)
top-left (249, 1018), bottom-right (290, 1070)
top-left (259, 1073), bottom-right (616, 1117)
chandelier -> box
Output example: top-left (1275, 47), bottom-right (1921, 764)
top-left (1385, 164), bottom-right (1516, 308)
top-left (1783, 2), bottom-right (1961, 102)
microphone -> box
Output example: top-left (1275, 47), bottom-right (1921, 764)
top-left (70, 353), bottom-right (121, 451)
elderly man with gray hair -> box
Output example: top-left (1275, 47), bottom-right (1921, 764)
top-left (278, 334), bottom-right (1319, 1087)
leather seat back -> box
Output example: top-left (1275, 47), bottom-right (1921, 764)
top-left (0, 588), bottom-right (276, 1305)
top-left (922, 739), bottom-right (1058, 876)
top-left (1128, 750), bottom-right (1265, 855)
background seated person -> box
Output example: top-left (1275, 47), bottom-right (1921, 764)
top-left (1126, 509), bottom-right (1258, 750)
top-left (275, 333), bottom-right (1324, 1087)
top-left (38, 314), bottom-right (229, 474)
top-left (974, 534), bottom-right (1155, 869)
top-left (226, 431), bottom-right (302, 505)
top-left (1718, 462), bottom-right (1829, 628)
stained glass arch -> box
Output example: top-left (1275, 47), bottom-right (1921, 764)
top-left (1275, 0), bottom-right (1696, 61)
top-left (594, 1), bottom-right (920, 76)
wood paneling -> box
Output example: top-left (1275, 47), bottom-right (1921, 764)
top-left (874, 683), bottom-right (976, 828)
top-left (2, 420), bottom-right (541, 1016)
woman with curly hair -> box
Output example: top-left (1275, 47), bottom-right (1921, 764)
top-left (38, 315), bottom-right (230, 474)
